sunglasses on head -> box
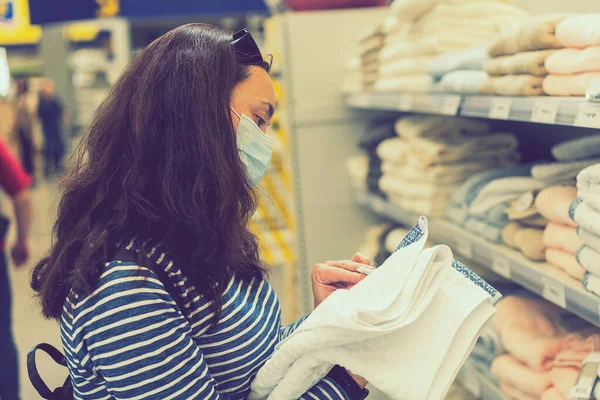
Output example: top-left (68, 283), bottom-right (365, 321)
top-left (231, 28), bottom-right (271, 65)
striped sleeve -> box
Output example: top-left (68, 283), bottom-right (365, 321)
top-left (80, 265), bottom-right (222, 399)
top-left (279, 313), bottom-right (310, 341)
top-left (299, 378), bottom-right (350, 400)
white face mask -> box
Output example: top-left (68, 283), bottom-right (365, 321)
top-left (231, 107), bottom-right (274, 187)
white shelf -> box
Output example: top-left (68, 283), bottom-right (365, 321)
top-left (346, 92), bottom-right (600, 129)
top-left (356, 190), bottom-right (600, 327)
top-left (456, 363), bottom-right (503, 400)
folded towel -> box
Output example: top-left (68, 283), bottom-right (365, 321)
top-left (552, 136), bottom-right (600, 162)
top-left (545, 47), bottom-right (600, 75)
top-left (576, 245), bottom-right (600, 277)
top-left (551, 331), bottom-right (600, 369)
top-left (346, 156), bottom-right (369, 190)
top-left (492, 295), bottom-right (565, 371)
top-left (394, 115), bottom-right (490, 139)
top-left (406, 149), bottom-right (520, 171)
top-left (379, 57), bottom-right (433, 77)
top-left (480, 74), bottom-right (544, 96)
top-left (535, 186), bottom-right (578, 228)
top-left (515, 227), bottom-right (545, 261)
top-left (543, 72), bottom-right (600, 97)
top-left (249, 217), bottom-right (498, 400)
top-left (377, 137), bottom-right (406, 163)
top-left (374, 74), bottom-right (433, 93)
top-left (546, 248), bottom-right (586, 280)
top-left (502, 222), bottom-right (521, 249)
top-left (379, 175), bottom-right (457, 198)
top-left (582, 271), bottom-right (600, 297)
top-left (541, 387), bottom-right (563, 400)
top-left (506, 191), bottom-right (540, 220)
top-left (549, 366), bottom-right (580, 400)
top-left (570, 198), bottom-right (600, 236)
top-left (555, 14), bottom-right (600, 48)
top-left (484, 50), bottom-right (556, 77)
top-left (576, 163), bottom-right (600, 193)
top-left (436, 70), bottom-right (488, 94)
top-left (452, 164), bottom-right (533, 206)
top-left (380, 160), bottom-right (489, 184)
top-left (486, 202), bottom-right (510, 227)
top-left (578, 227), bottom-right (600, 254)
top-left (488, 14), bottom-right (572, 57)
top-left (491, 355), bottom-right (552, 397)
top-left (532, 159), bottom-right (600, 186)
top-left (469, 177), bottom-right (545, 216)
top-left (427, 47), bottom-right (488, 79)
top-left (543, 222), bottom-right (582, 255)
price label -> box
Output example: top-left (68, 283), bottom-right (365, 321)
top-left (461, 371), bottom-right (482, 398)
top-left (397, 95), bottom-right (413, 111)
top-left (441, 95), bottom-right (462, 116)
top-left (575, 103), bottom-right (600, 128)
top-left (457, 239), bottom-right (473, 259)
top-left (542, 278), bottom-right (566, 308)
top-left (570, 376), bottom-right (594, 399)
top-left (531, 99), bottom-right (558, 124)
top-left (372, 197), bottom-right (385, 213)
top-left (492, 256), bottom-right (511, 279)
top-left (489, 98), bottom-right (512, 120)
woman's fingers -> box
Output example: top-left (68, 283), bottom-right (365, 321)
top-left (324, 259), bottom-right (374, 272)
top-left (351, 252), bottom-right (372, 266)
top-left (314, 263), bottom-right (366, 286)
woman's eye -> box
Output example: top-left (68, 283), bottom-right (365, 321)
top-left (256, 116), bottom-right (266, 127)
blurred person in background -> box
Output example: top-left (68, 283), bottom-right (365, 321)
top-left (31, 24), bottom-right (370, 399)
top-left (0, 136), bottom-right (32, 400)
top-left (13, 79), bottom-right (36, 184)
top-left (37, 79), bottom-right (65, 180)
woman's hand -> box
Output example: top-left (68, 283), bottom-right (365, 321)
top-left (312, 252), bottom-right (374, 307)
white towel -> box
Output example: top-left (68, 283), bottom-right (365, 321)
top-left (379, 57), bottom-right (434, 77)
top-left (555, 14), bottom-right (600, 48)
top-left (583, 272), bottom-right (600, 297)
top-left (248, 217), bottom-right (497, 400)
top-left (578, 227), bottom-right (600, 255)
top-left (435, 70), bottom-right (488, 94)
top-left (571, 199), bottom-right (600, 237)
top-left (427, 47), bottom-right (488, 79)
top-left (532, 159), bottom-right (600, 185)
top-left (374, 74), bottom-right (433, 93)
top-left (577, 163), bottom-right (600, 193)
top-left (469, 177), bottom-right (546, 216)
top-left (577, 246), bottom-right (600, 277)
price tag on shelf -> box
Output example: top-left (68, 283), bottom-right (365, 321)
top-left (397, 95), bottom-right (413, 111)
top-left (441, 95), bottom-right (462, 115)
top-left (460, 371), bottom-right (482, 398)
top-left (575, 103), bottom-right (600, 128)
top-left (457, 239), bottom-right (473, 259)
top-left (542, 277), bottom-right (566, 308)
top-left (531, 99), bottom-right (559, 124)
top-left (489, 98), bottom-right (512, 120)
top-left (492, 256), bottom-right (511, 279)
top-left (570, 376), bottom-right (595, 400)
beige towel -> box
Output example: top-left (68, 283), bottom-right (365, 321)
top-left (543, 72), bottom-right (600, 97)
top-left (480, 75), bottom-right (544, 96)
top-left (379, 57), bottom-right (433, 77)
top-left (381, 159), bottom-right (506, 184)
top-left (374, 74), bottom-right (433, 93)
top-left (394, 115), bottom-right (490, 138)
top-left (545, 47), bottom-right (600, 75)
top-left (484, 50), bottom-right (556, 77)
top-left (488, 14), bottom-right (573, 57)
top-left (379, 174), bottom-right (457, 198)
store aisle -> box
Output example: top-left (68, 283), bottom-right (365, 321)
top-left (7, 179), bottom-right (65, 400)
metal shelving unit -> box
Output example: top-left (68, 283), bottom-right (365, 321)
top-left (356, 190), bottom-right (600, 328)
top-left (346, 92), bottom-right (600, 129)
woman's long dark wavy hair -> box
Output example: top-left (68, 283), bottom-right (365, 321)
top-left (31, 23), bottom-right (270, 320)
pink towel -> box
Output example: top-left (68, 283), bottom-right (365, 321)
top-left (550, 331), bottom-right (600, 369)
top-left (543, 72), bottom-right (600, 96)
top-left (543, 222), bottom-right (583, 255)
top-left (499, 382), bottom-right (543, 400)
top-left (493, 296), bottom-right (566, 371)
top-left (535, 186), bottom-right (577, 227)
top-left (491, 355), bottom-right (552, 397)
top-left (545, 248), bottom-right (586, 280)
top-left (550, 366), bottom-right (579, 399)
top-left (545, 46), bottom-right (600, 75)
top-left (555, 14), bottom-right (600, 48)
top-left (541, 387), bottom-right (564, 400)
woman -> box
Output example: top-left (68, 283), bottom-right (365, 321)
top-left (13, 79), bottom-right (35, 180)
top-left (32, 24), bottom-right (371, 399)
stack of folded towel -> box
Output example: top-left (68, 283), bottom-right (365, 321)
top-left (378, 116), bottom-right (520, 216)
top-left (489, 295), bottom-right (600, 400)
top-left (427, 47), bottom-right (489, 94)
top-left (445, 164), bottom-right (543, 245)
top-left (543, 14), bottom-right (600, 96)
top-left (482, 14), bottom-right (572, 96)
top-left (571, 164), bottom-right (600, 297)
top-left (347, 121), bottom-right (396, 195)
top-left (501, 190), bottom-right (548, 261)
top-left (535, 186), bottom-right (585, 280)
top-left (372, 0), bottom-right (527, 93)
top-left (357, 21), bottom-right (386, 91)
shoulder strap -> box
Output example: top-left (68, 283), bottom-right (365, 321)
top-left (27, 343), bottom-right (72, 400)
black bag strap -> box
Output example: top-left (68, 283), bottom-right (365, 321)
top-left (27, 343), bottom-right (73, 400)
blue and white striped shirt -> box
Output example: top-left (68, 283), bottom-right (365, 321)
top-left (60, 238), bottom-right (349, 399)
